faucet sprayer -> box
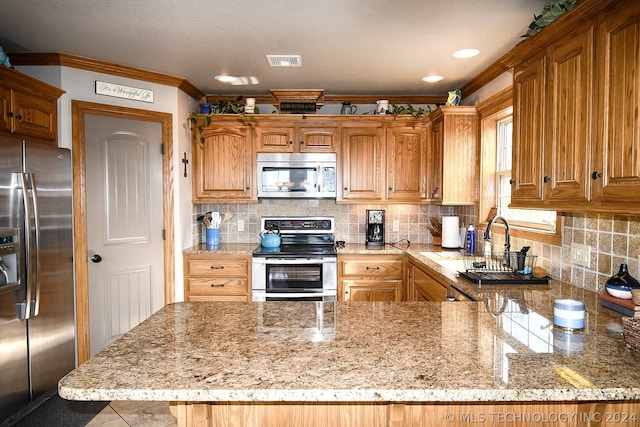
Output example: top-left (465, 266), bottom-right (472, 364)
top-left (484, 215), bottom-right (511, 265)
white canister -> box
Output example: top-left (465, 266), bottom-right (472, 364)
top-left (553, 299), bottom-right (585, 330)
top-left (441, 216), bottom-right (460, 249)
top-left (376, 99), bottom-right (390, 114)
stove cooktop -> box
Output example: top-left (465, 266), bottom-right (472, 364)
top-left (252, 243), bottom-right (337, 257)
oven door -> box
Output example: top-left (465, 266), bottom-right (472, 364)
top-left (252, 257), bottom-right (337, 301)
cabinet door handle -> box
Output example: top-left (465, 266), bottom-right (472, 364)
top-left (210, 265), bottom-right (225, 270)
top-left (16, 115), bottom-right (22, 120)
top-left (7, 111), bottom-right (14, 118)
top-left (289, 140), bottom-right (293, 145)
top-left (543, 176), bottom-right (551, 183)
top-left (366, 266), bottom-right (380, 270)
top-left (591, 171), bottom-right (602, 180)
top-left (210, 283), bottom-right (225, 287)
top-left (509, 179), bottom-right (515, 185)
top-left (300, 140), bottom-right (305, 145)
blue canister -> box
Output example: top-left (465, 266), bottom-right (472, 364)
top-left (205, 228), bottom-right (220, 248)
top-left (465, 224), bottom-right (475, 254)
top-left (553, 299), bottom-right (585, 330)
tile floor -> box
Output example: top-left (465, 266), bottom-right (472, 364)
top-left (87, 401), bottom-right (176, 427)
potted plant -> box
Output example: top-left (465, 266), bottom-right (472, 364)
top-left (189, 96), bottom-right (259, 145)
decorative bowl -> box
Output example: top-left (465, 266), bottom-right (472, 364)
top-left (606, 283), bottom-right (633, 299)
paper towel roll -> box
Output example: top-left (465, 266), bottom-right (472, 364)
top-left (441, 216), bottom-right (460, 248)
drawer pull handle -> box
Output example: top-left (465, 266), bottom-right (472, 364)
top-left (366, 266), bottom-right (380, 270)
top-left (210, 284), bottom-right (225, 287)
top-left (210, 266), bottom-right (224, 270)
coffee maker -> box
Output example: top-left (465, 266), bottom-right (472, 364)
top-left (365, 209), bottom-right (385, 246)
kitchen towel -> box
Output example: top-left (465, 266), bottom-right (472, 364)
top-left (441, 216), bottom-right (460, 248)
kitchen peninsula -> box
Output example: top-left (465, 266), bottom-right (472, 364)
top-left (59, 260), bottom-right (640, 427)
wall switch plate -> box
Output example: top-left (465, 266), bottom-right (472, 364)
top-left (237, 220), bottom-right (244, 232)
top-left (571, 243), bottom-right (591, 267)
top-left (393, 220), bottom-right (399, 231)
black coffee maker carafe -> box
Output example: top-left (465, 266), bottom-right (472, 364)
top-left (366, 209), bottom-right (385, 246)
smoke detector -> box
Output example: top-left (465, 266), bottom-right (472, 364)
top-left (266, 55), bottom-right (302, 67)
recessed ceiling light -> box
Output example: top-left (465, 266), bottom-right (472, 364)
top-left (215, 75), bottom-right (236, 83)
top-left (453, 48), bottom-right (480, 59)
top-left (422, 75), bottom-right (444, 83)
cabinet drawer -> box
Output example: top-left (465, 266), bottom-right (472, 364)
top-left (187, 258), bottom-right (248, 276)
top-left (341, 260), bottom-right (403, 277)
top-left (188, 277), bottom-right (248, 296)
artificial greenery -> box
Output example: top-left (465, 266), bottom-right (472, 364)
top-left (189, 95), bottom-right (259, 145)
top-left (389, 104), bottom-right (432, 119)
top-left (522, 0), bottom-right (578, 39)
top-left (364, 104), bottom-right (432, 119)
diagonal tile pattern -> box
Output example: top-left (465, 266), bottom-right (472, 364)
top-left (87, 401), bottom-right (176, 427)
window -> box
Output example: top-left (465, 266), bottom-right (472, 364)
top-left (477, 87), bottom-right (561, 245)
top-left (495, 117), bottom-right (556, 233)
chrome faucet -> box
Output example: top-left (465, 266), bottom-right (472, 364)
top-left (484, 215), bottom-right (511, 262)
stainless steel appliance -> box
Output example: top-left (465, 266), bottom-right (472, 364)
top-left (256, 153), bottom-right (337, 199)
top-left (252, 217), bottom-right (337, 301)
top-left (0, 138), bottom-right (74, 422)
top-left (365, 209), bottom-right (385, 246)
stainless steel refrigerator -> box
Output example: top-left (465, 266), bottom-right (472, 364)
top-left (0, 137), bottom-right (75, 422)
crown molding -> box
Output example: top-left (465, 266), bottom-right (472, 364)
top-left (9, 52), bottom-right (204, 101)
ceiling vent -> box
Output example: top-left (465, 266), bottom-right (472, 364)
top-left (271, 89), bottom-right (324, 114)
top-left (266, 55), bottom-right (302, 67)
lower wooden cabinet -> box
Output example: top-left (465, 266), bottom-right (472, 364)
top-left (184, 253), bottom-right (251, 301)
top-left (338, 254), bottom-right (404, 302)
top-left (407, 260), bottom-right (449, 302)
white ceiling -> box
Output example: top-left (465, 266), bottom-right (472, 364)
top-left (0, 0), bottom-right (549, 96)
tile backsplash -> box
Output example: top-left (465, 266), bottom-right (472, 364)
top-left (192, 200), bottom-right (475, 246)
top-left (191, 202), bottom-right (640, 293)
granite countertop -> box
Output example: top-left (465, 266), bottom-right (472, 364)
top-left (59, 295), bottom-right (640, 403)
top-left (183, 242), bottom-right (259, 255)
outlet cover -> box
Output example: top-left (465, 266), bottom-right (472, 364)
top-left (571, 243), bottom-right (591, 267)
top-left (237, 220), bottom-right (244, 232)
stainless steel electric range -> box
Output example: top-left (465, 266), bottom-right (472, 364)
top-left (252, 216), bottom-right (337, 301)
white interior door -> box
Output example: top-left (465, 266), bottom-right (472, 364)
top-left (85, 114), bottom-right (164, 356)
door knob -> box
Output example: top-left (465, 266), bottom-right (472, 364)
top-left (91, 254), bottom-right (102, 263)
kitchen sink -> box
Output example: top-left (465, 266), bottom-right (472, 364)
top-left (420, 251), bottom-right (466, 273)
top-left (420, 251), bottom-right (549, 285)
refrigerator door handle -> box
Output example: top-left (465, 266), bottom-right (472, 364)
top-left (19, 172), bottom-right (40, 319)
top-left (29, 173), bottom-right (41, 317)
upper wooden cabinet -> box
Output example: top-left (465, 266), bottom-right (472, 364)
top-left (512, 22), bottom-right (594, 208)
top-left (255, 117), bottom-right (338, 153)
top-left (428, 107), bottom-right (478, 205)
top-left (385, 122), bottom-right (429, 202)
top-left (591, 4), bottom-right (640, 207)
top-left (510, 0), bottom-right (640, 213)
top-left (192, 118), bottom-right (255, 203)
top-left (339, 115), bottom-right (461, 204)
top-left (340, 121), bottom-right (385, 201)
top-left (0, 66), bottom-right (64, 144)
top-left (192, 111), bottom-right (478, 205)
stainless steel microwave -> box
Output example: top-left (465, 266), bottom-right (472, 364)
top-left (256, 153), bottom-right (337, 199)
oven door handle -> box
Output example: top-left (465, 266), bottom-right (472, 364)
top-left (253, 257), bottom-right (336, 264)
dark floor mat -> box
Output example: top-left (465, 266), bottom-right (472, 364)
top-left (2, 393), bottom-right (108, 427)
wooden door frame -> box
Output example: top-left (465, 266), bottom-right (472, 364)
top-left (71, 100), bottom-right (175, 364)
